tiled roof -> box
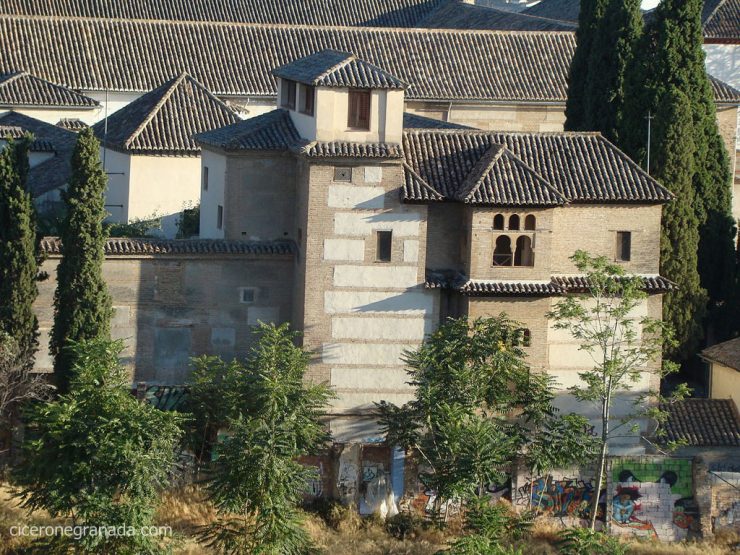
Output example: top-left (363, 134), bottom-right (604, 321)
top-left (659, 399), bottom-right (740, 447)
top-left (40, 237), bottom-right (297, 256)
top-left (522, 0), bottom-right (580, 22)
top-left (701, 336), bottom-right (740, 372)
top-left (91, 73), bottom-right (239, 155)
top-left (551, 275), bottom-right (676, 293)
top-left (709, 75), bottom-right (740, 103)
top-left (0, 70), bottom-right (98, 108)
top-left (0, 0), bottom-right (447, 27)
top-left (456, 145), bottom-right (567, 206)
top-left (298, 141), bottom-right (403, 159)
top-left (425, 273), bottom-right (675, 295)
top-left (56, 118), bottom-right (88, 132)
top-left (418, 1), bottom-right (576, 31)
top-left (0, 111), bottom-right (78, 196)
top-left (402, 112), bottom-right (472, 130)
top-left (402, 130), bottom-right (673, 205)
top-left (703, 0), bottom-right (740, 41)
top-left (195, 109), bottom-right (301, 151)
top-left (0, 18), bottom-right (577, 103)
top-left (273, 50), bottom-right (406, 90)
top-left (0, 125), bottom-right (55, 152)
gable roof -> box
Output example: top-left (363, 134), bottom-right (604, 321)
top-left (710, 75), bottom-right (740, 104)
top-left (402, 129), bottom-right (673, 205)
top-left (702, 336), bottom-right (740, 372)
top-left (0, 70), bottom-right (98, 108)
top-left (0, 111), bottom-right (78, 196)
top-left (195, 109), bottom-right (301, 151)
top-left (91, 73), bottom-right (239, 155)
top-left (659, 399), bottom-right (740, 447)
top-left (0, 17), bottom-right (577, 103)
top-left (522, 0), bottom-right (580, 22)
top-left (273, 50), bottom-right (406, 90)
top-left (56, 118), bottom-right (88, 132)
top-left (418, 1), bottom-right (576, 31)
top-left (0, 0), bottom-right (447, 27)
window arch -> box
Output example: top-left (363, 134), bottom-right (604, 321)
top-left (509, 214), bottom-right (520, 230)
top-left (524, 214), bottom-right (536, 231)
top-left (493, 213), bottom-right (505, 230)
top-left (493, 235), bottom-right (513, 266)
top-left (514, 236), bottom-right (534, 267)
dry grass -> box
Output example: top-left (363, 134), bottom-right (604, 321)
top-left (0, 483), bottom-right (66, 554)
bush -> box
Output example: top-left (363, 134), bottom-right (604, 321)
top-left (386, 512), bottom-right (425, 540)
top-left (556, 527), bottom-right (627, 555)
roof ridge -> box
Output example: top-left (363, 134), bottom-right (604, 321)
top-left (457, 144), bottom-right (504, 201)
top-left (703, 0), bottom-right (727, 25)
top-left (125, 72), bottom-right (188, 148)
top-left (497, 146), bottom-right (569, 203)
top-left (0, 70), bottom-right (25, 87)
top-left (314, 51), bottom-right (355, 84)
top-left (402, 161), bottom-right (444, 200)
top-left (0, 13), bottom-right (577, 35)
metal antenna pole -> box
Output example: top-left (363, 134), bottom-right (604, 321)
top-left (645, 111), bottom-right (654, 175)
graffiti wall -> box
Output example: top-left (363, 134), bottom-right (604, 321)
top-left (611, 458), bottom-right (698, 541)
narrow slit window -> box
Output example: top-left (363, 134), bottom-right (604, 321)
top-left (616, 231), bottom-right (631, 261)
top-left (281, 79), bottom-right (296, 110)
top-left (300, 84), bottom-right (315, 116)
top-left (348, 90), bottom-right (371, 130)
top-left (202, 166), bottom-right (209, 191)
top-left (376, 230), bottom-right (392, 262)
top-left (217, 205), bottom-right (223, 230)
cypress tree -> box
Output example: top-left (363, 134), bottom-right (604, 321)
top-left (0, 136), bottom-right (39, 360)
top-left (651, 88), bottom-right (707, 360)
top-left (583, 0), bottom-right (643, 143)
top-left (51, 128), bottom-right (112, 392)
top-left (564, 0), bottom-right (608, 131)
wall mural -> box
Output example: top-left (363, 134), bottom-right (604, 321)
top-left (611, 459), bottom-right (698, 541)
top-left (517, 475), bottom-right (605, 522)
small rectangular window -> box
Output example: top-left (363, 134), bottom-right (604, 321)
top-left (333, 167), bottom-right (352, 182)
top-left (202, 166), bottom-right (209, 191)
top-left (616, 231), bottom-right (631, 261)
top-left (348, 90), bottom-right (371, 130)
top-left (299, 84), bottom-right (315, 116)
top-left (240, 287), bottom-right (256, 304)
top-left (280, 79), bottom-right (296, 110)
top-left (376, 230), bottom-right (392, 262)
top-left (217, 205), bottom-right (224, 230)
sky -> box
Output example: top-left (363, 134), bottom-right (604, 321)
top-left (642, 0), bottom-right (660, 8)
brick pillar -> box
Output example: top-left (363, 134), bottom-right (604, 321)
top-left (693, 456), bottom-right (714, 538)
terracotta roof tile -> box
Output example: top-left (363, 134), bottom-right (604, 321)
top-left (273, 50), bottom-right (406, 90)
top-left (91, 73), bottom-right (240, 155)
top-left (0, 70), bottom-right (98, 108)
top-left (40, 237), bottom-right (297, 256)
top-left (702, 336), bottom-right (740, 372)
top-left (195, 109), bottom-right (301, 151)
top-left (56, 118), bottom-right (88, 131)
top-left (299, 141), bottom-right (403, 159)
top-left (419, 1), bottom-right (576, 31)
top-left (703, 0), bottom-right (740, 41)
top-left (659, 399), bottom-right (740, 447)
top-left (0, 0), bottom-right (447, 27)
top-left (709, 75), bottom-right (740, 103)
top-left (0, 18), bottom-right (577, 102)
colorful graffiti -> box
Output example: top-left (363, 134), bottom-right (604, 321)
top-left (517, 476), bottom-right (604, 521)
top-left (611, 460), bottom-right (698, 541)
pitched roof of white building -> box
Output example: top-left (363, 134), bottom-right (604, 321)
top-left (0, 70), bottom-right (98, 108)
top-left (91, 73), bottom-right (239, 155)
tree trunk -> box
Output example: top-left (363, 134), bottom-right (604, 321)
top-left (589, 392), bottom-right (610, 530)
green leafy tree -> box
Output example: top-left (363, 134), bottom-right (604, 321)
top-left (582, 0), bottom-right (643, 142)
top-left (0, 136), bottom-right (39, 359)
top-left (547, 251), bottom-right (684, 530)
top-left (13, 339), bottom-right (183, 554)
top-left (377, 316), bottom-right (595, 521)
top-left (106, 214), bottom-right (162, 238)
top-left (651, 88), bottom-right (708, 360)
top-left (196, 323), bottom-right (334, 555)
top-left (51, 128), bottom-right (113, 393)
top-left (564, 0), bottom-right (608, 131)
top-left (176, 203), bottom-right (200, 239)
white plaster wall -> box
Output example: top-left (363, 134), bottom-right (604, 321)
top-left (199, 148), bottom-right (227, 239)
top-left (403, 240), bottom-right (419, 262)
top-left (704, 44), bottom-right (740, 89)
top-left (328, 185), bottom-right (385, 209)
top-left (8, 107), bottom-right (102, 126)
top-left (85, 91), bottom-right (145, 124)
top-left (101, 146), bottom-right (131, 224)
top-left (128, 155), bottom-right (201, 238)
top-left (323, 239), bottom-right (365, 261)
top-left (323, 343), bottom-right (415, 366)
top-left (331, 316), bottom-right (432, 340)
top-left (334, 211), bottom-right (422, 236)
top-left (325, 289), bottom-right (434, 315)
top-left (333, 266), bottom-right (419, 288)
top-left (331, 367), bottom-right (414, 390)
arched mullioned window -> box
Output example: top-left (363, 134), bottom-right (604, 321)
top-left (493, 214), bottom-right (505, 230)
top-left (493, 235), bottom-right (513, 266)
top-left (514, 236), bottom-right (534, 267)
top-left (524, 215), bottom-right (536, 231)
top-left (509, 214), bottom-right (520, 230)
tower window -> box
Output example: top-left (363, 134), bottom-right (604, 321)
top-left (300, 84), bottom-right (315, 116)
top-left (281, 79), bottom-right (296, 110)
top-left (239, 287), bottom-right (256, 304)
top-left (616, 231), bottom-right (631, 261)
top-left (376, 230), bottom-right (392, 262)
top-left (348, 90), bottom-right (371, 130)
top-left (217, 205), bottom-right (223, 230)
top-left (493, 235), bottom-right (513, 266)
top-left (493, 214), bottom-right (505, 230)
top-left (202, 166), bottom-right (209, 191)
top-left (509, 214), bottom-right (520, 230)
top-left (514, 236), bottom-right (534, 267)
top-left (524, 214), bottom-right (536, 230)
